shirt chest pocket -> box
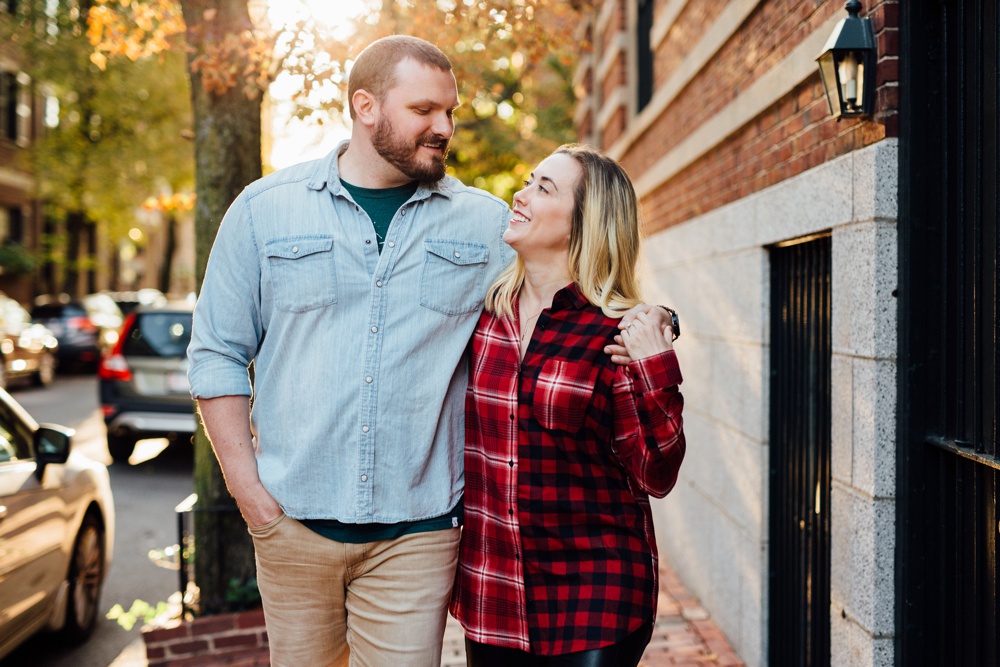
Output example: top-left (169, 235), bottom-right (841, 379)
top-left (419, 240), bottom-right (489, 316)
top-left (532, 359), bottom-right (600, 434)
top-left (265, 236), bottom-right (337, 313)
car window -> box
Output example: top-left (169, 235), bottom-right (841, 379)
top-left (32, 304), bottom-right (85, 319)
top-left (122, 312), bottom-right (192, 358)
top-left (0, 403), bottom-right (33, 464)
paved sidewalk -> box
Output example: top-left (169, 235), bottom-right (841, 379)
top-left (442, 561), bottom-right (745, 667)
top-left (111, 560), bottom-right (743, 666)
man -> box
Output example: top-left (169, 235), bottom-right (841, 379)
top-left (188, 36), bottom-right (511, 666)
top-left (189, 35), bottom-right (668, 666)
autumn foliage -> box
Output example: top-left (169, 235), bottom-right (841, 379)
top-left (86, 0), bottom-right (593, 111)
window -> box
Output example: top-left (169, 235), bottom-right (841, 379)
top-left (0, 401), bottom-right (33, 464)
top-left (0, 71), bottom-right (17, 141)
top-left (637, 0), bottom-right (655, 112)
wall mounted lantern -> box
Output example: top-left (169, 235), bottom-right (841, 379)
top-left (816, 0), bottom-right (877, 119)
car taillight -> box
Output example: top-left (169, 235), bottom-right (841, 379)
top-left (67, 316), bottom-right (99, 333)
top-left (98, 354), bottom-right (132, 381)
top-left (98, 313), bottom-right (136, 381)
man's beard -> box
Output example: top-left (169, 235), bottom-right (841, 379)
top-left (372, 115), bottom-right (449, 182)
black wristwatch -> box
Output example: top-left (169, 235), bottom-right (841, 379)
top-left (658, 306), bottom-right (680, 341)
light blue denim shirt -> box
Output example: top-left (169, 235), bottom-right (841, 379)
top-left (188, 141), bottom-right (512, 522)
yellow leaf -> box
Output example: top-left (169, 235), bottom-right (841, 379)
top-left (90, 52), bottom-right (108, 70)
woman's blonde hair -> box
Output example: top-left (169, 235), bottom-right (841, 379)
top-left (486, 144), bottom-right (643, 319)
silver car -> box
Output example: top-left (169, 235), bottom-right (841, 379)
top-left (98, 302), bottom-right (196, 463)
top-left (0, 388), bottom-right (115, 659)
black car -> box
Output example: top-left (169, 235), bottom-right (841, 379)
top-left (31, 294), bottom-right (123, 367)
top-left (98, 302), bottom-right (195, 462)
top-left (0, 293), bottom-right (59, 389)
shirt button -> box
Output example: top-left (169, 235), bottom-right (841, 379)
top-left (400, 208), bottom-right (406, 216)
top-left (371, 326), bottom-right (378, 333)
top-left (362, 425), bottom-right (369, 433)
top-left (366, 239), bottom-right (372, 245)
top-left (508, 509), bottom-right (514, 516)
top-left (365, 376), bottom-right (373, 383)
top-left (376, 280), bottom-right (382, 287)
top-left (291, 246), bottom-right (299, 253)
top-left (454, 251), bottom-right (461, 258)
top-left (361, 474), bottom-right (368, 482)
top-left (509, 460), bottom-right (514, 467)
top-left (388, 241), bottom-right (395, 248)
top-left (509, 414), bottom-right (515, 420)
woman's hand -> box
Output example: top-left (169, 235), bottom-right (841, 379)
top-left (620, 310), bottom-right (673, 360)
top-left (605, 304), bottom-right (674, 364)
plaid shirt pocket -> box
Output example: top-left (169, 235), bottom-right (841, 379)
top-left (532, 359), bottom-right (599, 433)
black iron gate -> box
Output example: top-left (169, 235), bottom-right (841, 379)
top-left (768, 234), bottom-right (832, 667)
top-left (899, 0), bottom-right (999, 664)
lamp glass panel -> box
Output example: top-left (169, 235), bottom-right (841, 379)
top-left (817, 53), bottom-right (839, 115)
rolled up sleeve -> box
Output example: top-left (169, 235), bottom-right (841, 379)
top-left (187, 191), bottom-right (262, 399)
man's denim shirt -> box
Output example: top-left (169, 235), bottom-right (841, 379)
top-left (188, 141), bottom-right (512, 522)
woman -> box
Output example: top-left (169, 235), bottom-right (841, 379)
top-left (451, 144), bottom-right (686, 666)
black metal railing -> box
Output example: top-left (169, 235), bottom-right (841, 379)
top-left (174, 493), bottom-right (244, 618)
top-left (899, 0), bottom-right (999, 662)
top-left (768, 234), bottom-right (832, 667)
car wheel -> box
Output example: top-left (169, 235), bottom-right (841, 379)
top-left (34, 352), bottom-right (56, 387)
top-left (61, 513), bottom-right (105, 644)
top-left (107, 433), bottom-right (136, 463)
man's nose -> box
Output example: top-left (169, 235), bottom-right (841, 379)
top-left (432, 111), bottom-right (454, 138)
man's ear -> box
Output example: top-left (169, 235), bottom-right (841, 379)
top-left (352, 89), bottom-right (378, 128)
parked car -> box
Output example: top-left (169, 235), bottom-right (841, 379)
top-left (0, 293), bottom-right (59, 389)
top-left (98, 301), bottom-right (196, 462)
top-left (100, 288), bottom-right (168, 317)
top-left (0, 386), bottom-right (115, 660)
top-left (31, 294), bottom-right (123, 367)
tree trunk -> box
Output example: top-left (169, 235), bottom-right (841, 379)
top-left (180, 0), bottom-right (262, 616)
top-left (159, 213), bottom-right (176, 295)
top-left (65, 211), bottom-right (83, 297)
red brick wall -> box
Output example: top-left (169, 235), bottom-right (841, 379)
top-left (582, 0), bottom-right (900, 235)
top-left (143, 608), bottom-right (269, 667)
top-left (654, 0), bottom-right (729, 89)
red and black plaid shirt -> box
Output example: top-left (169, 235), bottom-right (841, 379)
top-left (451, 284), bottom-right (686, 655)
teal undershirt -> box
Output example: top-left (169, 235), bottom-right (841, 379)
top-left (340, 179), bottom-right (419, 253)
top-left (300, 177), bottom-right (457, 545)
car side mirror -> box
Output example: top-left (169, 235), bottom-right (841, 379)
top-left (34, 425), bottom-right (73, 479)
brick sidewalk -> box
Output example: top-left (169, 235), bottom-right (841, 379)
top-left (441, 561), bottom-right (745, 667)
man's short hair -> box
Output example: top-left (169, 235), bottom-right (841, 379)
top-left (347, 36), bottom-right (453, 120)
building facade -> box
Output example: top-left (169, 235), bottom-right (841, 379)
top-left (575, 2), bottom-right (997, 666)
top-left (0, 0), bottom-right (44, 304)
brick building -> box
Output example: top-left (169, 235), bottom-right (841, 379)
top-left (574, 2), bottom-right (997, 666)
top-left (0, 0), bottom-right (44, 304)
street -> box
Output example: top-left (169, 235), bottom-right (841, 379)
top-left (2, 374), bottom-right (193, 667)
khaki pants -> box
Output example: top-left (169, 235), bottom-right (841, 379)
top-left (249, 514), bottom-right (460, 667)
